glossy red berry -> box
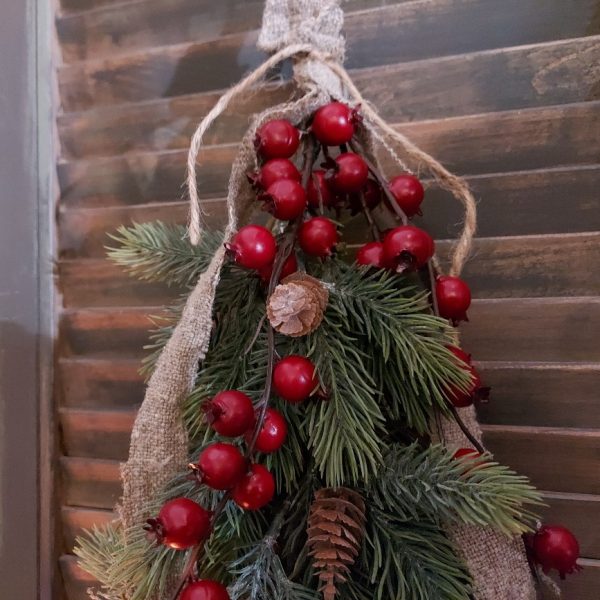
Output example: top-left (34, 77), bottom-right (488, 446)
top-left (311, 102), bottom-right (357, 146)
top-left (453, 448), bottom-right (481, 460)
top-left (530, 525), bottom-right (580, 579)
top-left (308, 169), bottom-right (336, 208)
top-left (388, 174), bottom-right (425, 218)
top-left (436, 276), bottom-right (472, 324)
top-left (356, 242), bottom-right (387, 269)
top-left (203, 390), bottom-right (255, 437)
top-left (382, 225), bottom-right (434, 271)
top-left (257, 252), bottom-right (298, 283)
top-left (180, 580), bottom-right (230, 600)
top-left (153, 498), bottom-right (211, 549)
top-left (227, 225), bottom-right (276, 270)
top-left (254, 119), bottom-right (300, 159)
top-left (362, 179), bottom-right (382, 208)
top-left (232, 463), bottom-right (275, 510)
top-left (298, 217), bottom-right (339, 257)
top-left (263, 179), bottom-right (307, 220)
top-left (331, 153), bottom-right (369, 193)
top-left (245, 407), bottom-right (287, 453)
top-left (447, 345), bottom-right (472, 367)
top-left (447, 364), bottom-right (488, 408)
top-left (254, 158), bottom-right (300, 189)
top-left (197, 443), bottom-right (247, 490)
top-left (273, 355), bottom-right (318, 403)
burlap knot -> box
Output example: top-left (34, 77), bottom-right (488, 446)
top-left (117, 1), bottom-right (537, 598)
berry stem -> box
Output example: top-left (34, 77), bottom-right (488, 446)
top-left (427, 259), bottom-right (440, 317)
top-left (359, 191), bottom-right (381, 242)
top-left (348, 137), bottom-right (409, 225)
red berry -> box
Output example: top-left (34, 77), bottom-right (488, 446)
top-left (228, 225), bottom-right (276, 270)
top-left (203, 390), bottom-right (255, 438)
top-left (383, 225), bottom-right (434, 271)
top-left (245, 407), bottom-right (287, 453)
top-left (356, 242), bottom-right (387, 269)
top-left (447, 345), bottom-right (472, 366)
top-left (298, 217), bottom-right (339, 257)
top-left (530, 525), bottom-right (580, 579)
top-left (258, 252), bottom-right (298, 283)
top-left (254, 159), bottom-right (300, 189)
top-left (312, 102), bottom-right (357, 146)
top-left (197, 443), bottom-right (247, 490)
top-left (254, 119), bottom-right (300, 159)
top-left (362, 179), bottom-right (382, 209)
top-left (436, 276), bottom-right (472, 324)
top-left (447, 364), bottom-right (488, 408)
top-left (232, 463), bottom-right (275, 510)
top-left (155, 498), bottom-right (211, 549)
top-left (273, 355), bottom-right (318, 403)
top-left (308, 170), bottom-right (336, 208)
top-left (453, 448), bottom-right (481, 460)
top-left (181, 580), bottom-right (230, 600)
top-left (331, 153), bottom-right (369, 193)
top-left (263, 179), bottom-right (307, 220)
top-left (388, 174), bottom-right (425, 218)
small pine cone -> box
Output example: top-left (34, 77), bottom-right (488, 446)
top-left (307, 487), bottom-right (366, 600)
top-left (266, 272), bottom-right (328, 337)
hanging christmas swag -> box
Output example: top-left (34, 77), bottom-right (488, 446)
top-left (76, 2), bottom-right (581, 599)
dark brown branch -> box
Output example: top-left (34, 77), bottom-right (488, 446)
top-left (359, 192), bottom-right (381, 242)
top-left (445, 401), bottom-right (486, 454)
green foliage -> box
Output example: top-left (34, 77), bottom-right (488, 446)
top-left (107, 222), bottom-right (222, 287)
top-left (371, 443), bottom-right (542, 535)
top-left (359, 511), bottom-right (472, 600)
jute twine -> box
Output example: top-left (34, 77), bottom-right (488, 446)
top-left (119, 1), bottom-right (535, 598)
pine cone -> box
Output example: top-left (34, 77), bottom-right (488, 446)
top-left (307, 487), bottom-right (366, 600)
top-left (266, 272), bottom-right (328, 337)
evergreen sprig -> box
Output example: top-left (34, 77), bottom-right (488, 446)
top-left (107, 222), bottom-right (222, 287)
top-left (370, 443), bottom-right (542, 535)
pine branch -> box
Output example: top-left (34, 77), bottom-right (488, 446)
top-left (370, 443), bottom-right (542, 535)
top-left (361, 510), bottom-right (472, 600)
top-left (325, 261), bottom-right (472, 432)
top-left (107, 221), bottom-right (222, 287)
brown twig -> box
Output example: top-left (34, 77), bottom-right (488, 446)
top-left (427, 259), bottom-right (440, 317)
top-left (359, 192), bottom-right (381, 242)
top-left (445, 401), bottom-right (485, 454)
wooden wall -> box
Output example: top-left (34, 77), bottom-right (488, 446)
top-left (53, 1), bottom-right (600, 598)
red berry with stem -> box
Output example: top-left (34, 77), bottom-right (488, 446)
top-left (232, 463), bottom-right (275, 510)
top-left (447, 345), bottom-right (472, 366)
top-left (447, 364), bottom-right (489, 407)
top-left (203, 390), bottom-right (255, 437)
top-left (388, 174), bottom-right (425, 218)
top-left (273, 355), bottom-right (318, 403)
top-left (383, 225), bottom-right (434, 272)
top-left (311, 101), bottom-right (358, 146)
top-left (245, 407), bottom-right (287, 453)
top-left (331, 153), bottom-right (369, 193)
top-left (262, 179), bottom-right (307, 220)
top-left (363, 179), bottom-right (382, 208)
top-left (254, 119), bottom-right (300, 159)
top-left (180, 580), bottom-right (231, 600)
top-left (258, 252), bottom-right (298, 283)
top-left (436, 276), bottom-right (472, 324)
top-left (227, 225), bottom-right (276, 270)
top-left (356, 242), bottom-right (387, 269)
top-left (298, 217), bottom-right (339, 257)
top-left (453, 448), bottom-right (481, 460)
top-left (529, 525), bottom-right (580, 579)
top-left (147, 498), bottom-right (211, 549)
top-left (308, 169), bottom-right (336, 208)
top-left (196, 443), bottom-right (247, 490)
top-left (252, 158), bottom-right (300, 189)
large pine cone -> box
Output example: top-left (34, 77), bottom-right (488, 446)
top-left (307, 487), bottom-right (366, 600)
top-left (267, 272), bottom-right (328, 337)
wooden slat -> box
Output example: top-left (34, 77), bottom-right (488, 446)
top-left (60, 306), bottom-right (157, 356)
top-left (60, 408), bottom-right (135, 460)
top-left (62, 507), bottom-right (115, 549)
top-left (477, 362), bottom-right (600, 429)
top-left (550, 559), bottom-right (600, 600)
top-left (541, 492), bottom-right (600, 560)
top-left (59, 0), bottom-right (122, 13)
top-left (59, 357), bottom-right (143, 409)
top-left (462, 298), bottom-right (600, 362)
top-left (57, 33), bottom-right (600, 123)
top-left (61, 456), bottom-right (121, 509)
top-left (57, 0), bottom-right (600, 66)
top-left (57, 102), bottom-right (600, 209)
top-left (60, 555), bottom-right (98, 600)
top-left (482, 425), bottom-right (600, 495)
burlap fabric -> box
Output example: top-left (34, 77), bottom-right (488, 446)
top-left (118, 1), bottom-right (537, 598)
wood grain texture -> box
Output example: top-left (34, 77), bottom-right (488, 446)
top-left (61, 507), bottom-right (115, 549)
top-left (59, 555), bottom-right (99, 600)
top-left (477, 362), bottom-right (600, 429)
top-left (60, 456), bottom-right (121, 509)
top-left (482, 425), bottom-right (600, 495)
top-left (57, 102), bottom-right (600, 209)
